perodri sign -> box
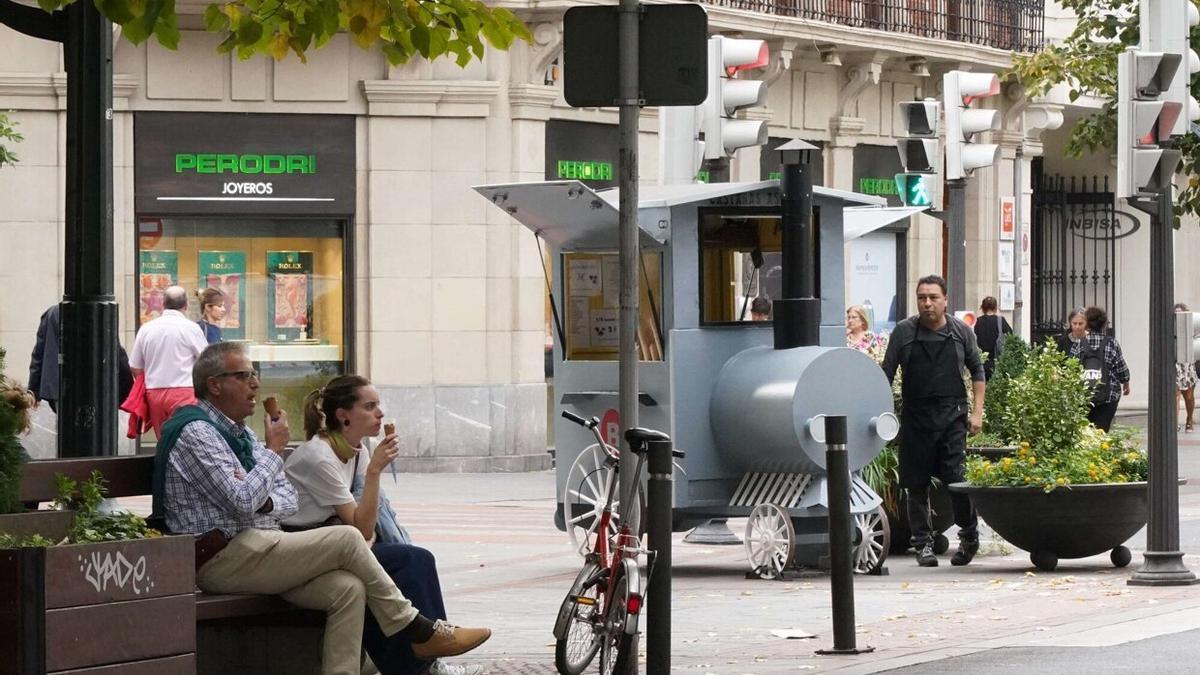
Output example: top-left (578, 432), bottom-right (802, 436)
top-left (1069, 210), bottom-right (1141, 241)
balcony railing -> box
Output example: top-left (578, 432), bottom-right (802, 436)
top-left (701, 0), bottom-right (1046, 53)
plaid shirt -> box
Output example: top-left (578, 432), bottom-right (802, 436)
top-left (164, 400), bottom-right (298, 537)
top-left (1068, 333), bottom-right (1131, 404)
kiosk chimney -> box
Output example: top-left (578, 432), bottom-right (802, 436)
top-left (773, 140), bottom-right (821, 349)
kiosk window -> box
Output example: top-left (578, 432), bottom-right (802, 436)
top-left (700, 214), bottom-right (783, 324)
top-left (137, 217), bottom-right (347, 441)
top-left (562, 251), bottom-right (663, 361)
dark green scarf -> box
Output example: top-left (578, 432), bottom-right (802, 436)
top-left (150, 404), bottom-right (257, 528)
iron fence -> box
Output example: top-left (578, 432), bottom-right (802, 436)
top-left (1031, 170), bottom-right (1119, 346)
top-left (701, 0), bottom-right (1045, 53)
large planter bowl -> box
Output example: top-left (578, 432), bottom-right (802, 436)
top-left (949, 481), bottom-right (1147, 571)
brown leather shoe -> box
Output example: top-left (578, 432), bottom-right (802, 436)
top-left (412, 620), bottom-right (492, 660)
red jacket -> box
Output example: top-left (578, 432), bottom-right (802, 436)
top-left (120, 373), bottom-right (150, 438)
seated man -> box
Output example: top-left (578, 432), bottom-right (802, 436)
top-left (152, 342), bottom-right (490, 675)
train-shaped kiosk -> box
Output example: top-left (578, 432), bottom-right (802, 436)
top-left (475, 174), bottom-right (918, 578)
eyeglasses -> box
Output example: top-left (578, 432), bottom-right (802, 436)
top-left (215, 370), bottom-right (259, 382)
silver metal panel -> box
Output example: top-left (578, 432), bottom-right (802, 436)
top-left (709, 345), bottom-right (895, 474)
top-left (472, 181), bottom-right (663, 248)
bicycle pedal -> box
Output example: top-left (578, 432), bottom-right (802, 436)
top-left (570, 595), bottom-right (597, 606)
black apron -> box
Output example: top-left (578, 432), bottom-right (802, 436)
top-left (898, 325), bottom-right (969, 488)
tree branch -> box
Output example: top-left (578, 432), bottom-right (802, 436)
top-left (0, 0), bottom-right (65, 43)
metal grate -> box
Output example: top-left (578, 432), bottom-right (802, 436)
top-left (730, 472), bottom-right (812, 508)
top-left (1031, 168), bottom-right (1118, 346)
top-left (698, 0), bottom-right (1045, 53)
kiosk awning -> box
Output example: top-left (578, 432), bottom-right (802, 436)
top-left (843, 206), bottom-right (928, 241)
top-left (473, 181), bottom-right (663, 249)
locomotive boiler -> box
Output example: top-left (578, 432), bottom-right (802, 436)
top-left (475, 162), bottom-right (918, 578)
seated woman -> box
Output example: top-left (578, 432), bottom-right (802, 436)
top-left (284, 375), bottom-right (480, 675)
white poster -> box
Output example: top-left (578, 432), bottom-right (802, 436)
top-left (568, 297), bottom-right (591, 347)
top-left (998, 241), bottom-right (1015, 282)
top-left (569, 258), bottom-right (602, 296)
top-left (602, 256), bottom-right (620, 308)
top-left (848, 232), bottom-right (898, 332)
top-left (999, 283), bottom-right (1016, 311)
top-left (590, 308), bottom-right (619, 347)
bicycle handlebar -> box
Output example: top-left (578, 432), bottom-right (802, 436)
top-left (561, 410), bottom-right (597, 429)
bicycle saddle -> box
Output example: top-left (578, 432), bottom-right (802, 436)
top-left (624, 427), bottom-right (671, 449)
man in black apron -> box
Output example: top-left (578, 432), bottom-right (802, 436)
top-left (882, 275), bottom-right (986, 567)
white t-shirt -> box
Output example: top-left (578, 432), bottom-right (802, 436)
top-left (282, 436), bottom-right (368, 527)
top-left (129, 309), bottom-right (209, 389)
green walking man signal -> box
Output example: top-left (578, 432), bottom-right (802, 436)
top-left (894, 173), bottom-right (932, 207)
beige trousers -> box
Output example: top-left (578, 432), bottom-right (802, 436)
top-left (197, 526), bottom-right (419, 675)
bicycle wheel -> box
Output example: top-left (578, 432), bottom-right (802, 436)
top-left (553, 561), bottom-right (604, 675)
top-left (563, 444), bottom-right (642, 557)
top-left (598, 568), bottom-right (638, 675)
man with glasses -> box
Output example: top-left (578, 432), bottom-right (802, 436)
top-left (151, 342), bottom-right (491, 674)
top-left (130, 285), bottom-right (210, 435)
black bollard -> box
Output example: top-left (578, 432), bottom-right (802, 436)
top-left (645, 433), bottom-right (676, 673)
top-left (816, 415), bottom-right (874, 655)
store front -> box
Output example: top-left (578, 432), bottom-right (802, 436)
top-left (133, 112), bottom-right (355, 439)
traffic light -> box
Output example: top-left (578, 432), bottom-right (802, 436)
top-left (1141, 0), bottom-right (1200, 137)
top-left (943, 71), bottom-right (1001, 180)
top-left (894, 99), bottom-right (940, 207)
top-left (894, 173), bottom-right (932, 206)
top-left (701, 36), bottom-right (769, 160)
top-left (1117, 48), bottom-right (1183, 198)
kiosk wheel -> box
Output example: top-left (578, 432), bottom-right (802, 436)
top-left (744, 503), bottom-right (795, 580)
top-left (853, 505), bottom-right (891, 575)
top-left (562, 444), bottom-right (642, 558)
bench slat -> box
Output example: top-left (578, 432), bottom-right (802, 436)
top-left (19, 456), bottom-right (156, 503)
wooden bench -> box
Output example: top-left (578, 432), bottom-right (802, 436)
top-left (16, 455), bottom-right (324, 674)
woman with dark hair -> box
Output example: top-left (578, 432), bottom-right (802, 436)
top-left (973, 296), bottom-right (1012, 380)
top-left (284, 375), bottom-right (483, 675)
top-left (1067, 306), bottom-right (1131, 431)
top-left (1056, 307), bottom-right (1087, 354)
top-left (196, 287), bottom-right (226, 344)
top-left (1175, 303), bottom-right (1197, 432)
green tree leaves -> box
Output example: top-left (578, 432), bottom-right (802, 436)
top-left (35, 0), bottom-right (530, 66)
top-left (0, 113), bottom-right (21, 170)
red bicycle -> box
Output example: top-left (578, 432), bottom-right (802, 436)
top-left (553, 411), bottom-right (675, 675)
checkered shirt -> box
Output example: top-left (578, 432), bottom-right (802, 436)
top-left (163, 399), bottom-right (298, 537)
top-left (1068, 333), bottom-right (1131, 404)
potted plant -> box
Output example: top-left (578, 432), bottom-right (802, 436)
top-left (951, 343), bottom-right (1150, 571)
top-left (0, 348), bottom-right (196, 672)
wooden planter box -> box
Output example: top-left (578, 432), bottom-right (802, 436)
top-left (0, 513), bottom-right (196, 675)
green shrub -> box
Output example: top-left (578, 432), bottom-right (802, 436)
top-left (1003, 342), bottom-right (1090, 455)
top-left (0, 347), bottom-right (29, 515)
top-left (982, 334), bottom-right (1030, 443)
top-left (966, 425), bottom-right (1147, 491)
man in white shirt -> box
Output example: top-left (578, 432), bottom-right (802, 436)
top-left (130, 286), bottom-right (210, 435)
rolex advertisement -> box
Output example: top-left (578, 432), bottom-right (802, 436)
top-left (198, 251), bottom-right (247, 340)
top-left (134, 112), bottom-right (355, 215)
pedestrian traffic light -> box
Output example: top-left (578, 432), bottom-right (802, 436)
top-left (943, 71), bottom-right (1001, 180)
top-left (1140, 0), bottom-right (1200, 137)
top-left (700, 36), bottom-right (769, 160)
top-left (894, 173), bottom-right (932, 206)
top-left (895, 99), bottom-right (940, 173)
top-left (1117, 48), bottom-right (1183, 198)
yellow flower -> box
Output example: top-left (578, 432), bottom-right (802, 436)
top-left (1029, 457), bottom-right (1037, 465)
top-left (1101, 442), bottom-right (1110, 451)
top-left (1056, 477), bottom-right (1067, 486)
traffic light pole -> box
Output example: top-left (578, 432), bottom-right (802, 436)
top-left (616, 0), bottom-right (641, 576)
top-left (1127, 188), bottom-right (1198, 586)
top-left (927, 179), bottom-right (968, 312)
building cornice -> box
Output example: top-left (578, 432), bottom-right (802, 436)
top-left (0, 73), bottom-right (138, 110)
top-left (361, 79), bottom-right (501, 117)
top-left (508, 84), bottom-right (559, 121)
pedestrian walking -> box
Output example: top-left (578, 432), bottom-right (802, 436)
top-left (129, 286), bottom-right (209, 435)
top-left (29, 303), bottom-right (133, 414)
top-left (973, 296), bottom-right (1012, 380)
top-left (1174, 303), bottom-right (1196, 433)
top-left (1067, 306), bottom-right (1130, 432)
top-left (196, 287), bottom-right (227, 345)
top-left (882, 275), bottom-right (984, 568)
